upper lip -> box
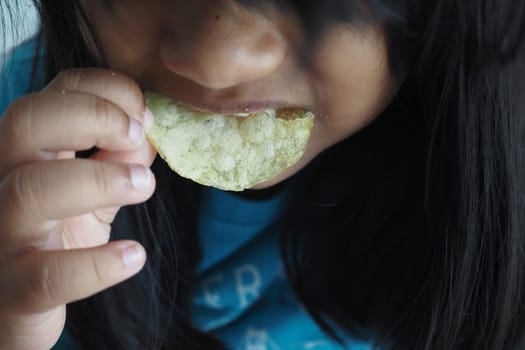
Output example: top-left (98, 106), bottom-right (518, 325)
top-left (148, 86), bottom-right (302, 114)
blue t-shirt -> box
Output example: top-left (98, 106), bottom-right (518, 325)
top-left (193, 188), bottom-right (374, 350)
top-left (1, 38), bottom-right (375, 350)
top-left (0, 39), bottom-right (44, 114)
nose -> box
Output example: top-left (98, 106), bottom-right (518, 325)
top-left (159, 5), bottom-right (286, 90)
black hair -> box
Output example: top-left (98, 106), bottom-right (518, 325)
top-left (3, 0), bottom-right (525, 348)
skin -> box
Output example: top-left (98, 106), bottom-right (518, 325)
top-left (84, 0), bottom-right (398, 188)
top-left (0, 1), bottom-right (399, 349)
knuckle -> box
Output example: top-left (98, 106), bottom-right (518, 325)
top-left (89, 253), bottom-right (106, 285)
top-left (93, 96), bottom-right (116, 128)
top-left (4, 166), bottom-right (43, 219)
top-left (3, 95), bottom-right (27, 121)
top-left (91, 162), bottom-right (116, 196)
top-left (2, 95), bottom-right (35, 143)
top-left (121, 79), bottom-right (144, 110)
top-left (51, 69), bottom-right (83, 90)
top-left (27, 258), bottom-right (60, 306)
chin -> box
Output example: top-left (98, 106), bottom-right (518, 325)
top-left (248, 151), bottom-right (314, 191)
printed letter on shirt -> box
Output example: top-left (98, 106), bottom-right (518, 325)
top-left (202, 273), bottom-right (224, 307)
top-left (234, 264), bottom-right (262, 307)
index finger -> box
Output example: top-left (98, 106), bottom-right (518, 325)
top-left (45, 68), bottom-right (149, 123)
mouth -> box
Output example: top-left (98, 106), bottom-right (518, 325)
top-left (152, 91), bottom-right (303, 117)
top-left (172, 99), bottom-right (311, 122)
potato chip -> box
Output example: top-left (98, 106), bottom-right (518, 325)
top-left (145, 92), bottom-right (314, 191)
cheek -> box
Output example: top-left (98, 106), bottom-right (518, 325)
top-left (86, 2), bottom-right (162, 77)
top-left (309, 25), bottom-right (397, 145)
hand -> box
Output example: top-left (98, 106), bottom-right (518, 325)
top-left (0, 68), bottom-right (157, 350)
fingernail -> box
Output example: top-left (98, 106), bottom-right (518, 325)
top-left (144, 107), bottom-right (154, 128)
top-left (129, 165), bottom-right (152, 192)
top-left (121, 244), bottom-right (144, 268)
top-left (128, 118), bottom-right (145, 145)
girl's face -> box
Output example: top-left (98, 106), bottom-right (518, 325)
top-left (82, 0), bottom-right (399, 189)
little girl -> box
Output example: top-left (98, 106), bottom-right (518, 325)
top-left (1, 0), bottom-right (524, 349)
